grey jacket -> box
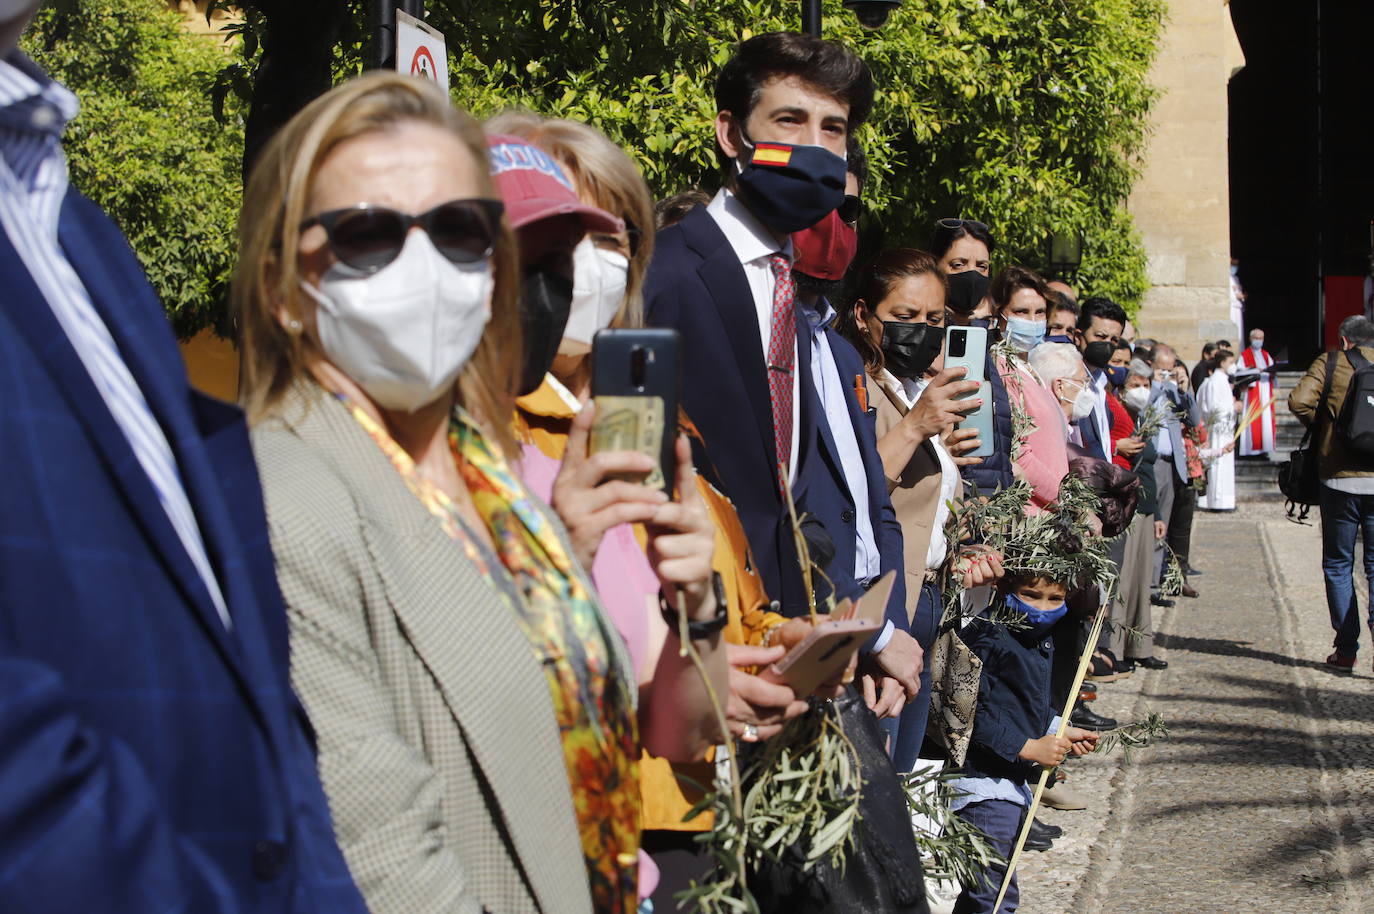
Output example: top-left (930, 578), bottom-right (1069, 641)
top-left (253, 380), bottom-right (621, 914)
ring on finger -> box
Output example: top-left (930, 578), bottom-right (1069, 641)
top-left (741, 723), bottom-right (760, 743)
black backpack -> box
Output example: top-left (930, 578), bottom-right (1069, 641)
top-left (1337, 348), bottom-right (1374, 460)
top-left (1278, 353), bottom-right (1336, 521)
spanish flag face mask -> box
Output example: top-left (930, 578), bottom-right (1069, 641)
top-left (732, 129), bottom-right (848, 235)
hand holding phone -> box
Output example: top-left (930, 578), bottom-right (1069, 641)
top-left (944, 326), bottom-right (994, 458)
top-left (764, 618), bottom-right (876, 696)
top-left (590, 329), bottom-right (681, 493)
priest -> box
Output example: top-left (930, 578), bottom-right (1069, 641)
top-left (1237, 328), bottom-right (1277, 457)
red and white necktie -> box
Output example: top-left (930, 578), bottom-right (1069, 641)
top-left (767, 254), bottom-right (796, 487)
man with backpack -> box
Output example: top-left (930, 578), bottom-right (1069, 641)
top-left (1290, 315), bottom-right (1374, 672)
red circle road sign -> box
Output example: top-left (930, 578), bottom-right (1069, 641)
top-left (411, 46), bottom-right (437, 81)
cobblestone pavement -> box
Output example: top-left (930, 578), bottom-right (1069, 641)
top-left (1014, 504), bottom-right (1374, 913)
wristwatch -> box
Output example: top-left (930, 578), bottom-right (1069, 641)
top-left (659, 572), bottom-right (728, 640)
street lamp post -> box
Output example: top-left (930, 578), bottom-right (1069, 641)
top-left (1046, 231), bottom-right (1085, 279)
top-left (800, 0), bottom-right (902, 37)
top-left (373, 0), bottom-right (426, 70)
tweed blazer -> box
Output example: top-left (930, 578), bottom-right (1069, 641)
top-left (253, 380), bottom-right (627, 914)
top-left (865, 372), bottom-right (945, 626)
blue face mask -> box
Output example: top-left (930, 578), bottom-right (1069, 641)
top-left (1106, 365), bottom-right (1128, 387)
top-left (1005, 592), bottom-right (1068, 636)
top-left (733, 132), bottom-right (847, 235)
top-left (1044, 334), bottom-right (1074, 345)
top-left (1004, 316), bottom-right (1047, 352)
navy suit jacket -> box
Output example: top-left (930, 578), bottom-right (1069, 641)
top-left (799, 315), bottom-right (908, 633)
top-left (0, 192), bottom-right (366, 912)
top-left (645, 205), bottom-right (825, 614)
top-left (1075, 370), bottom-right (1111, 462)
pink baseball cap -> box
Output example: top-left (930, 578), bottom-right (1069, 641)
top-left (486, 134), bottom-right (623, 234)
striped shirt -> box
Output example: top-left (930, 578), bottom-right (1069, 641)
top-left (0, 52), bottom-right (230, 628)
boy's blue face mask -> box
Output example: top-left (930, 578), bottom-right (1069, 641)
top-left (1005, 592), bottom-right (1067, 636)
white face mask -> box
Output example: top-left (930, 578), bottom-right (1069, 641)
top-left (561, 238), bottom-right (629, 349)
top-left (300, 231), bottom-right (493, 413)
top-left (1060, 379), bottom-right (1096, 421)
top-left (1250, 339), bottom-right (1263, 351)
top-left (1122, 386), bottom-right (1151, 412)
top-left (1225, 362), bottom-right (1238, 377)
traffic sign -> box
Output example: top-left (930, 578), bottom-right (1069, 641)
top-left (395, 9), bottom-right (448, 94)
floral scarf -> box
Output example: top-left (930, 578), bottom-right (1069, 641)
top-left (342, 397), bottom-right (640, 913)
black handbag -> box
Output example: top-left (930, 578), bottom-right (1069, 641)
top-left (1278, 352), bottom-right (1336, 522)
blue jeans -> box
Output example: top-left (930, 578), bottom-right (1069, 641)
top-left (953, 799), bottom-right (1023, 914)
top-left (1319, 485), bottom-right (1374, 656)
top-left (886, 580), bottom-right (940, 773)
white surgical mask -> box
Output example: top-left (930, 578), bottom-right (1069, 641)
top-left (1122, 386), bottom-right (1150, 412)
top-left (562, 238), bottom-right (629, 349)
top-left (1250, 339), bottom-right (1263, 351)
top-left (1060, 380), bottom-right (1096, 421)
top-left (300, 231), bottom-right (493, 413)
top-left (1004, 316), bottom-right (1047, 352)
top-left (1225, 362), bottom-right (1238, 377)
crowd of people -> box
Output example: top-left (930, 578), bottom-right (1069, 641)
top-left (1, 13), bottom-right (1254, 914)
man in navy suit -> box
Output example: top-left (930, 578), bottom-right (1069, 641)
top-left (1071, 296), bottom-right (1128, 463)
top-left (0, 9), bottom-right (365, 911)
top-left (791, 147), bottom-right (915, 710)
top-left (643, 32), bottom-right (920, 688)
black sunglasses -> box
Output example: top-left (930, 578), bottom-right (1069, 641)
top-left (936, 216), bottom-right (990, 234)
top-left (838, 194), bottom-right (864, 226)
top-left (300, 198), bottom-right (505, 274)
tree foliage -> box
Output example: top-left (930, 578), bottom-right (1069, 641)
top-left (428, 0), bottom-right (1166, 310)
top-left (31, 0), bottom-right (1165, 335)
top-left (21, 0), bottom-right (245, 338)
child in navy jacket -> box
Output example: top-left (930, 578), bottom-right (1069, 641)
top-left (951, 573), bottom-right (1099, 913)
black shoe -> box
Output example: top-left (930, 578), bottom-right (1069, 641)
top-left (1024, 832), bottom-right (1053, 852)
top-left (1029, 817), bottom-right (1063, 841)
top-left (1134, 656), bottom-right (1168, 670)
top-left (1150, 595), bottom-right (1175, 608)
top-left (1070, 702), bottom-right (1117, 731)
top-left (1114, 656), bottom-right (1137, 674)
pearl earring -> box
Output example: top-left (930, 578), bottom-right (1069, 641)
top-left (287, 318), bottom-right (302, 333)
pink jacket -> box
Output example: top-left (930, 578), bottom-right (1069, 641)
top-left (998, 355), bottom-right (1069, 514)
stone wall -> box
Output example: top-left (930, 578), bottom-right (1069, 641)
top-left (1128, 0), bottom-right (1245, 355)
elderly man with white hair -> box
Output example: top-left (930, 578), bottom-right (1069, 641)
top-left (1029, 342), bottom-right (1096, 428)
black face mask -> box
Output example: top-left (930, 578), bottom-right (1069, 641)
top-left (1082, 340), bottom-right (1114, 370)
top-left (519, 267), bottom-right (575, 396)
top-left (945, 269), bottom-right (989, 315)
top-left (881, 321), bottom-right (944, 380)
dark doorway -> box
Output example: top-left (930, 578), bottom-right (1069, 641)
top-left (1229, 0), bottom-right (1374, 364)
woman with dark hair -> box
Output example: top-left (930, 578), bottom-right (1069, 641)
top-left (930, 217), bottom-right (994, 277)
top-left (987, 265), bottom-right (1071, 513)
top-left (931, 217), bottom-right (995, 319)
top-left (837, 248), bottom-right (1003, 776)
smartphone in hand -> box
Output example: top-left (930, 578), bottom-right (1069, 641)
top-left (590, 328), bottom-right (681, 493)
top-left (945, 326), bottom-right (994, 458)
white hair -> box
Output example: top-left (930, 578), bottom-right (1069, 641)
top-left (1027, 342), bottom-right (1084, 386)
top-left (1249, 328), bottom-right (1264, 340)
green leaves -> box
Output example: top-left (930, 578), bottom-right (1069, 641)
top-left (22, 0), bottom-right (246, 339)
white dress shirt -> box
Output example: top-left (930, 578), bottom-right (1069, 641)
top-left (804, 298), bottom-right (879, 582)
top-left (706, 188), bottom-right (799, 484)
top-left (0, 52), bottom-right (230, 628)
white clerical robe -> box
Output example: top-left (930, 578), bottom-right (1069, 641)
top-left (1197, 369), bottom-right (1236, 510)
top-left (1238, 346), bottom-right (1276, 456)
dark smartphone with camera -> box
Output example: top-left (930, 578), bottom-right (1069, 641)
top-left (590, 328), bottom-right (681, 494)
